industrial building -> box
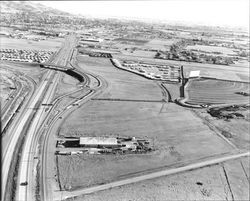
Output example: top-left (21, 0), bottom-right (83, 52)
top-left (56, 136), bottom-right (152, 155)
top-left (80, 137), bottom-right (119, 148)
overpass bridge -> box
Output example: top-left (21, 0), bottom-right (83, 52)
top-left (40, 63), bottom-right (75, 71)
top-left (40, 63), bottom-right (85, 83)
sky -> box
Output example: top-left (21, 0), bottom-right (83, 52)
top-left (37, 0), bottom-right (249, 29)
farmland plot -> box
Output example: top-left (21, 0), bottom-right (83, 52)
top-left (0, 36), bottom-right (63, 51)
top-left (77, 56), bottom-right (163, 101)
top-left (65, 158), bottom-right (249, 201)
top-left (185, 78), bottom-right (250, 105)
top-left (58, 100), bottom-right (233, 190)
top-left (56, 56), bottom-right (241, 192)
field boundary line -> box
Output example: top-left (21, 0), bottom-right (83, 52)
top-left (91, 98), bottom-right (165, 103)
top-left (192, 110), bottom-right (238, 149)
top-left (57, 152), bottom-right (250, 200)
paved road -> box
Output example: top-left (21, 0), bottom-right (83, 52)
top-left (1, 69), bottom-right (53, 201)
top-left (16, 71), bottom-right (60, 201)
top-left (14, 35), bottom-right (78, 201)
top-left (1, 35), bottom-right (76, 201)
top-left (1, 65), bottom-right (37, 134)
top-left (57, 152), bottom-right (250, 200)
top-left (41, 61), bottom-right (108, 201)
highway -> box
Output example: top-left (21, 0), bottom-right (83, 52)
top-left (1, 76), bottom-right (22, 118)
top-left (2, 78), bottom-right (24, 132)
top-left (1, 34), bottom-right (77, 201)
top-left (40, 57), bottom-right (108, 201)
top-left (1, 69), bottom-right (53, 201)
top-left (15, 34), bottom-right (77, 201)
top-left (16, 71), bottom-right (61, 201)
top-left (1, 66), bottom-right (37, 134)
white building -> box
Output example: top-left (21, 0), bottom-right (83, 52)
top-left (189, 70), bottom-right (200, 78)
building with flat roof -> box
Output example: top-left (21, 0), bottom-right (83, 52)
top-left (189, 70), bottom-right (200, 78)
top-left (80, 137), bottom-right (118, 147)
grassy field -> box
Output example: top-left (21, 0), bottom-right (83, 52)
top-left (145, 39), bottom-right (178, 51)
top-left (54, 73), bottom-right (80, 99)
top-left (162, 82), bottom-right (181, 101)
top-left (196, 109), bottom-right (250, 150)
top-left (186, 45), bottom-right (236, 56)
top-left (185, 78), bottom-right (250, 105)
top-left (77, 56), bottom-right (163, 101)
top-left (0, 69), bottom-right (15, 107)
top-left (120, 50), bottom-right (156, 58)
top-left (113, 38), bottom-right (149, 45)
top-left (65, 157), bottom-right (249, 201)
top-left (57, 55), bottom-right (234, 190)
top-left (0, 36), bottom-right (63, 51)
top-left (2, 61), bottom-right (47, 84)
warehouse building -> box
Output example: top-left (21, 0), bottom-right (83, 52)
top-left (80, 137), bottom-right (119, 148)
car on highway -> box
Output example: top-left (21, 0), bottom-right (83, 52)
top-left (20, 182), bottom-right (28, 186)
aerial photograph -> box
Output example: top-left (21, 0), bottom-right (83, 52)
top-left (0, 0), bottom-right (249, 201)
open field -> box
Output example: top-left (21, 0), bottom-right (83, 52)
top-left (55, 56), bottom-right (239, 190)
top-left (0, 36), bottom-right (63, 51)
top-left (185, 78), bottom-right (250, 105)
top-left (120, 49), bottom-right (156, 58)
top-left (113, 38), bottom-right (149, 46)
top-left (65, 157), bottom-right (249, 201)
top-left (54, 73), bottom-right (79, 99)
top-left (1, 61), bottom-right (47, 84)
top-left (196, 108), bottom-right (250, 150)
top-left (77, 56), bottom-right (163, 101)
top-left (0, 69), bottom-right (16, 107)
top-left (58, 99), bottom-right (233, 190)
top-left (162, 82), bottom-right (181, 101)
top-left (56, 39), bottom-right (248, 198)
top-left (186, 45), bottom-right (236, 56)
top-left (145, 39), bottom-right (179, 51)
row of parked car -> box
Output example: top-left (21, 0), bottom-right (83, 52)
top-left (0, 49), bottom-right (54, 63)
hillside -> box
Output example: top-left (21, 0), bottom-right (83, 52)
top-left (0, 1), bottom-right (71, 16)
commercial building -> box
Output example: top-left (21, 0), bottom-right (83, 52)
top-left (80, 137), bottom-right (118, 148)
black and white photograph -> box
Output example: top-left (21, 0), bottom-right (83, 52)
top-left (0, 0), bottom-right (249, 201)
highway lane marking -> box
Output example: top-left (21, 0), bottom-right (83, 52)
top-left (16, 73), bottom-right (61, 201)
top-left (1, 70), bottom-right (54, 201)
top-left (16, 35), bottom-right (77, 201)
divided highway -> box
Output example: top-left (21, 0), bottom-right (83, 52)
top-left (1, 69), bottom-right (53, 201)
top-left (40, 60), bottom-right (108, 201)
top-left (1, 35), bottom-right (77, 201)
top-left (15, 35), bottom-right (77, 201)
